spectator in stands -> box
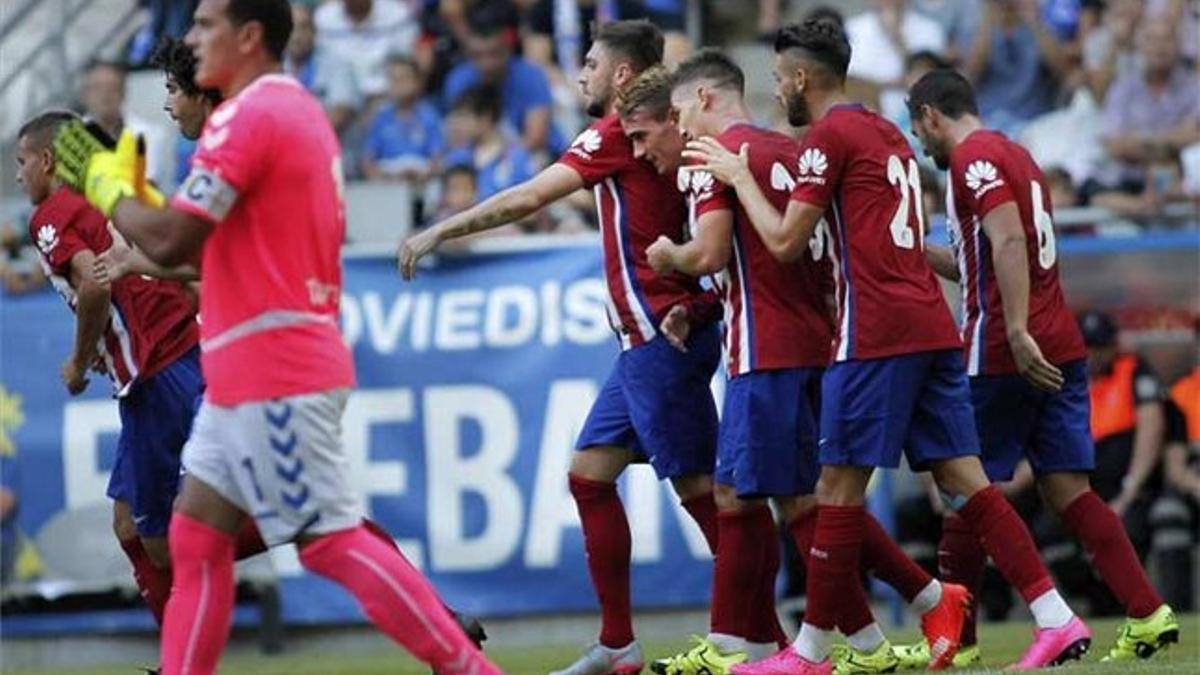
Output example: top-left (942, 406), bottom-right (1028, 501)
top-left (1091, 18), bottom-right (1200, 212)
top-left (442, 14), bottom-right (563, 156)
top-left (432, 163), bottom-right (480, 223)
top-left (641, 0), bottom-right (691, 65)
top-left (957, 0), bottom-right (1070, 136)
top-left (127, 0), bottom-right (200, 66)
top-left (315, 0), bottom-right (420, 99)
top-left (1081, 310), bottom-right (1166, 527)
top-left (442, 85), bottom-right (537, 200)
top-left (287, 3), bottom-right (363, 134)
top-left (1158, 361), bottom-right (1200, 611)
top-left (0, 222), bottom-right (46, 295)
top-left (844, 0), bottom-right (947, 110)
top-left (361, 55), bottom-right (443, 182)
top-left (79, 60), bottom-right (171, 189)
top-left (1045, 166), bottom-right (1080, 209)
top-left (1082, 0), bottom-right (1144, 100)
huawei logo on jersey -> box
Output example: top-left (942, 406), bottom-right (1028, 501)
top-left (36, 224), bottom-right (58, 254)
top-left (796, 148), bottom-right (828, 185)
top-left (965, 160), bottom-right (1004, 199)
top-left (568, 128), bottom-right (602, 160)
top-left (688, 169), bottom-right (715, 201)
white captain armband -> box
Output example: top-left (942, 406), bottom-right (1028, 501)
top-left (177, 167), bottom-right (239, 221)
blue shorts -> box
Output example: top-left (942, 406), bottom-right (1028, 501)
top-left (717, 367), bottom-right (822, 498)
top-left (107, 347), bottom-right (205, 537)
top-left (576, 324), bottom-right (720, 479)
top-left (819, 349), bottom-right (980, 470)
top-left (972, 359), bottom-right (1095, 481)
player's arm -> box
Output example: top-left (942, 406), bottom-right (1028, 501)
top-left (63, 249), bottom-right (110, 395)
top-left (1114, 372), bottom-right (1167, 514)
top-left (980, 201), bottom-right (1064, 392)
top-left (398, 163), bottom-right (584, 279)
top-left (109, 199), bottom-right (212, 269)
top-left (645, 210), bottom-right (732, 277)
top-left (1164, 441), bottom-right (1200, 501)
top-left (95, 222), bottom-right (198, 284)
top-left (925, 243), bottom-right (959, 281)
top-left (684, 138), bottom-right (819, 261)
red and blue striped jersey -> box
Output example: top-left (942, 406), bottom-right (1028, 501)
top-left (557, 114), bottom-right (705, 349)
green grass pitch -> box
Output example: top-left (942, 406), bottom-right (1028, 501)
top-left (6, 614), bottom-right (1197, 674)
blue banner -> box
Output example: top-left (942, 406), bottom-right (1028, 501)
top-left (0, 241), bottom-right (716, 630)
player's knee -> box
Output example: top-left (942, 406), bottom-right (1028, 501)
top-left (569, 446), bottom-right (631, 483)
top-left (1036, 473), bottom-right (1090, 513)
top-left (112, 501), bottom-right (138, 542)
top-left (141, 536), bottom-right (171, 569)
top-left (775, 494), bottom-right (816, 522)
top-left (711, 483), bottom-right (740, 511)
top-left (671, 473), bottom-right (713, 502)
top-left (930, 456), bottom-right (989, 499)
top-left (815, 466), bottom-right (871, 505)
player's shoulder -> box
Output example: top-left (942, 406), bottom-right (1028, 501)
top-left (30, 187), bottom-right (92, 230)
top-left (951, 129), bottom-right (1022, 187)
top-left (29, 188), bottom-right (102, 254)
top-left (952, 129), bottom-right (1012, 163)
top-left (565, 114), bottom-right (626, 158)
top-left (721, 122), bottom-right (790, 148)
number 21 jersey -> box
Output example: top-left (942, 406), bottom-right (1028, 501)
top-left (945, 129), bottom-right (1085, 376)
top-left (789, 104), bottom-right (960, 362)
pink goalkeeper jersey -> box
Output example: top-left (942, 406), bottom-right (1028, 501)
top-left (171, 74), bottom-right (354, 405)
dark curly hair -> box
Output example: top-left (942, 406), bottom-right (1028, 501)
top-left (150, 36), bottom-right (222, 104)
top-left (773, 18), bottom-right (852, 82)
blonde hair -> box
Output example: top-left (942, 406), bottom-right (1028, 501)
top-left (615, 65), bottom-right (674, 120)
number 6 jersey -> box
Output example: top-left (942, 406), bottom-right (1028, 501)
top-left (789, 104), bottom-right (960, 362)
top-left (945, 129), bottom-right (1085, 376)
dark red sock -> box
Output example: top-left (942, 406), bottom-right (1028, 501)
top-left (118, 537), bottom-right (172, 625)
top-left (1061, 490), bottom-right (1163, 618)
top-left (747, 507), bottom-right (788, 647)
top-left (681, 493), bottom-right (720, 555)
top-left (938, 514), bottom-right (985, 646)
top-left (959, 486), bottom-right (1054, 603)
top-left (569, 474), bottom-right (634, 648)
top-left (788, 508), bottom-right (818, 565)
top-left (233, 519), bottom-right (268, 560)
top-left (862, 514), bottom-right (932, 603)
top-left (804, 505), bottom-right (874, 633)
top-left (711, 508), bottom-right (767, 638)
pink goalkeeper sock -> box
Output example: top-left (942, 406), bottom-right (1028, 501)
top-left (160, 513), bottom-right (236, 675)
top-left (298, 525), bottom-right (498, 674)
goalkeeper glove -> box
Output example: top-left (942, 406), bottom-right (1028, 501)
top-left (53, 121), bottom-right (164, 217)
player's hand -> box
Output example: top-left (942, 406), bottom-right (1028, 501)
top-left (55, 124), bottom-right (163, 217)
top-left (1009, 330), bottom-right (1064, 392)
top-left (645, 235), bottom-right (676, 275)
top-left (95, 222), bottom-right (133, 284)
top-left (61, 357), bottom-right (89, 396)
top-left (682, 139), bottom-right (750, 188)
top-left (659, 304), bottom-right (691, 352)
top-left (1109, 491), bottom-right (1134, 517)
top-left (397, 227), bottom-right (442, 280)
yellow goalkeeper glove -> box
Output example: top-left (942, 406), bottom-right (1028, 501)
top-left (53, 122), bottom-right (164, 217)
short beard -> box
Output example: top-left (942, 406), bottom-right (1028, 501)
top-left (586, 96), bottom-right (608, 118)
top-left (786, 92), bottom-right (810, 127)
